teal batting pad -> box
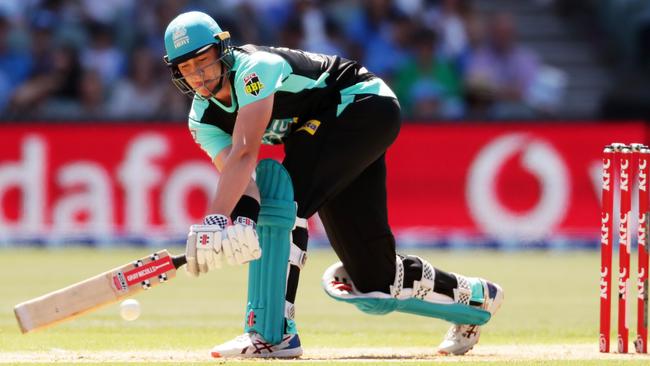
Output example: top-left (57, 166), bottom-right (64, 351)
top-left (326, 294), bottom-right (491, 325)
top-left (244, 159), bottom-right (296, 345)
top-left (397, 298), bottom-right (491, 325)
top-left (322, 262), bottom-right (491, 325)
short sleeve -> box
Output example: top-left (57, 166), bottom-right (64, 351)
top-left (234, 51), bottom-right (289, 108)
top-left (188, 118), bottom-right (232, 161)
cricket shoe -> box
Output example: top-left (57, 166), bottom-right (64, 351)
top-left (437, 280), bottom-right (504, 355)
top-left (210, 332), bottom-right (302, 358)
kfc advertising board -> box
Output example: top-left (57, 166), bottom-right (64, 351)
top-left (0, 122), bottom-right (645, 247)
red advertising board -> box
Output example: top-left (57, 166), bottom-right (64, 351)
top-left (384, 122), bottom-right (646, 245)
top-left (0, 122), bottom-right (646, 246)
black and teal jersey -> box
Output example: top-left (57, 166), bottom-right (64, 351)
top-left (188, 45), bottom-right (396, 160)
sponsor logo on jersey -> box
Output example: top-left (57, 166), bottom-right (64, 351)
top-left (262, 118), bottom-right (296, 144)
top-left (243, 73), bottom-right (264, 96)
top-left (172, 26), bottom-right (189, 49)
top-left (297, 119), bottom-right (321, 135)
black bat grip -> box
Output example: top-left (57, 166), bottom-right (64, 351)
top-left (171, 254), bottom-right (187, 269)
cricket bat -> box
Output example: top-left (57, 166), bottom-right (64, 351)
top-left (14, 250), bottom-right (186, 334)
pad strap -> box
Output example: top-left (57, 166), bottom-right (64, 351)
top-left (284, 301), bottom-right (295, 320)
top-left (288, 218), bottom-right (308, 270)
top-left (413, 259), bottom-right (435, 300)
top-left (389, 256), bottom-right (406, 299)
top-left (289, 243), bottom-right (307, 270)
top-left (453, 274), bottom-right (472, 305)
top-left (294, 217), bottom-right (308, 230)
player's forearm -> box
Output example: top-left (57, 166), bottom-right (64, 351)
top-left (208, 150), bottom-right (258, 217)
top-left (208, 95), bottom-right (271, 218)
top-left (242, 177), bottom-right (260, 201)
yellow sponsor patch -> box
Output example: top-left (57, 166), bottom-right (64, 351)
top-left (297, 119), bottom-right (321, 135)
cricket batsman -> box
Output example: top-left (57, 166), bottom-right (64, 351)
top-left (163, 11), bottom-right (504, 358)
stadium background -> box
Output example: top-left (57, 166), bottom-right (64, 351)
top-left (1, 0), bottom-right (649, 249)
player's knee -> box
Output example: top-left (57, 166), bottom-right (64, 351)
top-left (348, 270), bottom-right (393, 294)
top-left (321, 261), bottom-right (398, 315)
top-left (344, 251), bottom-right (422, 294)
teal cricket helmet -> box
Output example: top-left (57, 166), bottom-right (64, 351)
top-left (163, 11), bottom-right (234, 98)
top-left (163, 11), bottom-right (231, 65)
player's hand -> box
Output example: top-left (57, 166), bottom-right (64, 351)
top-left (224, 217), bottom-right (261, 265)
top-left (185, 214), bottom-right (229, 277)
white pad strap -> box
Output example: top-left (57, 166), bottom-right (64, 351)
top-left (289, 243), bottom-right (307, 270)
top-left (294, 217), bottom-right (308, 230)
top-left (453, 273), bottom-right (472, 305)
top-left (288, 217), bottom-right (308, 270)
top-left (389, 256), bottom-right (406, 299)
top-left (284, 301), bottom-right (295, 320)
top-left (412, 256), bottom-right (435, 300)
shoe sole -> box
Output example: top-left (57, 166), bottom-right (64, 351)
top-left (438, 346), bottom-right (474, 356)
top-left (211, 348), bottom-right (303, 359)
top-left (437, 334), bottom-right (479, 356)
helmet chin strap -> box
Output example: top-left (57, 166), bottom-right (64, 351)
top-left (202, 61), bottom-right (230, 99)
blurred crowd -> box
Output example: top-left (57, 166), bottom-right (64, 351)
top-left (0, 0), bottom-right (555, 122)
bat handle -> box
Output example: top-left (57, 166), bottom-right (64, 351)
top-left (172, 254), bottom-right (187, 269)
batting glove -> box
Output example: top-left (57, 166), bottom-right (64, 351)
top-left (224, 216), bottom-right (261, 265)
top-left (185, 214), bottom-right (228, 277)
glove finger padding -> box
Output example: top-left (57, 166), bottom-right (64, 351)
top-left (210, 231), bottom-right (224, 270)
top-left (243, 225), bottom-right (261, 260)
top-left (236, 224), bottom-right (260, 262)
top-left (185, 232), bottom-right (199, 277)
top-left (230, 225), bottom-right (249, 264)
top-left (187, 218), bottom-right (228, 274)
top-left (221, 236), bottom-right (236, 266)
top-left (232, 224), bottom-right (260, 264)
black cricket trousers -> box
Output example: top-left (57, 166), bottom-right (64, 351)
top-left (282, 92), bottom-right (401, 293)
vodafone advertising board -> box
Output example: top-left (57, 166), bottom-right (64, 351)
top-left (0, 122), bottom-right (645, 247)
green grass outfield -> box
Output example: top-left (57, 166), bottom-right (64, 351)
top-left (1, 248), bottom-right (648, 365)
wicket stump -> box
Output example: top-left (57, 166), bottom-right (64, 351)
top-left (600, 143), bottom-right (650, 354)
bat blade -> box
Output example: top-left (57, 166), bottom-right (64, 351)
top-left (14, 250), bottom-right (185, 334)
